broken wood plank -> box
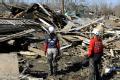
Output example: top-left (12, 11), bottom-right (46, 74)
top-left (28, 47), bottom-right (45, 57)
top-left (57, 34), bottom-right (69, 45)
top-left (0, 29), bottom-right (35, 42)
top-left (39, 18), bottom-right (51, 27)
top-left (113, 49), bottom-right (120, 51)
top-left (61, 21), bottom-right (76, 32)
top-left (103, 36), bottom-right (120, 45)
top-left (57, 31), bottom-right (89, 38)
top-left (105, 30), bottom-right (120, 35)
top-left (38, 18), bottom-right (59, 34)
top-left (41, 25), bottom-right (49, 34)
top-left (0, 18), bottom-right (39, 25)
top-left (74, 36), bottom-right (90, 44)
top-left (62, 35), bottom-right (79, 42)
top-left (68, 16), bottom-right (104, 32)
top-left (19, 51), bottom-right (39, 56)
top-left (27, 76), bottom-right (43, 80)
top-left (60, 44), bottom-right (72, 50)
top-left (38, 4), bottom-right (51, 17)
top-left (110, 49), bottom-right (114, 57)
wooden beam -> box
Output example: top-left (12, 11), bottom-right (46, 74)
top-left (0, 29), bottom-right (35, 42)
top-left (68, 16), bottom-right (104, 32)
top-left (28, 47), bottom-right (45, 57)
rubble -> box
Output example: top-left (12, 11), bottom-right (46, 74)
top-left (0, 2), bottom-right (119, 80)
top-left (0, 29), bottom-right (35, 42)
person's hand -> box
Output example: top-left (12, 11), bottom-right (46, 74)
top-left (85, 55), bottom-right (89, 59)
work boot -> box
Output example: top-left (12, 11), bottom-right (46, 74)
top-left (53, 67), bottom-right (57, 76)
top-left (48, 69), bottom-right (53, 76)
top-left (48, 60), bottom-right (53, 76)
top-left (50, 67), bottom-right (54, 76)
top-left (53, 61), bottom-right (58, 76)
top-left (50, 71), bottom-right (53, 76)
top-left (53, 71), bottom-right (57, 76)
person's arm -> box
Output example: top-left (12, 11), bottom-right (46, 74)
top-left (57, 40), bottom-right (60, 49)
top-left (44, 38), bottom-right (48, 55)
top-left (88, 39), bottom-right (94, 57)
top-left (56, 38), bottom-right (60, 55)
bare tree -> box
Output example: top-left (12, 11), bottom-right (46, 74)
top-left (113, 4), bottom-right (120, 17)
top-left (89, 0), bottom-right (114, 17)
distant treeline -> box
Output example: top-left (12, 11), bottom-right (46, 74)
top-left (1, 0), bottom-right (120, 17)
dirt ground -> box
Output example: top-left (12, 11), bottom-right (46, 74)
top-left (20, 54), bottom-right (119, 80)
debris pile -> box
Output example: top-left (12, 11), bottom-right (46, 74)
top-left (0, 3), bottom-right (119, 80)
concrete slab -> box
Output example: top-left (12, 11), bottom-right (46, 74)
top-left (0, 53), bottom-right (19, 80)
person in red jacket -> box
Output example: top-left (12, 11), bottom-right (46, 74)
top-left (88, 28), bottom-right (103, 80)
top-left (44, 26), bottom-right (60, 76)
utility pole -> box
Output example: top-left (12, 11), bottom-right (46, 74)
top-left (61, 0), bottom-right (64, 14)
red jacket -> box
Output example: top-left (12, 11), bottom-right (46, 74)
top-left (88, 36), bottom-right (103, 57)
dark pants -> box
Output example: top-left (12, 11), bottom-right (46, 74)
top-left (89, 54), bottom-right (102, 80)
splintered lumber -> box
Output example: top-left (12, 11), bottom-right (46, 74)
top-left (113, 49), bottom-right (120, 51)
top-left (38, 18), bottom-right (67, 43)
top-left (57, 31), bottom-right (89, 38)
top-left (0, 53), bottom-right (19, 80)
top-left (38, 18), bottom-right (52, 34)
top-left (62, 35), bottom-right (80, 42)
top-left (68, 16), bottom-right (104, 32)
top-left (35, 12), bottom-right (51, 22)
top-left (103, 36), bottom-right (120, 45)
top-left (74, 36), bottom-right (90, 44)
top-left (60, 44), bottom-right (72, 50)
top-left (19, 51), bottom-right (39, 56)
top-left (0, 29), bottom-right (35, 42)
top-left (39, 18), bottom-right (51, 27)
top-left (61, 21), bottom-right (76, 32)
top-left (0, 25), bottom-right (26, 33)
top-left (38, 3), bottom-right (51, 17)
top-left (0, 18), bottom-right (39, 25)
top-left (14, 12), bottom-right (26, 18)
top-left (28, 47), bottom-right (45, 57)
top-left (56, 32), bottom-right (69, 44)
top-left (27, 77), bottom-right (44, 80)
top-left (38, 19), bottom-right (51, 34)
top-left (105, 30), bottom-right (120, 35)
top-left (110, 49), bottom-right (114, 57)
top-left (41, 25), bottom-right (49, 34)
top-left (112, 27), bottom-right (120, 30)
